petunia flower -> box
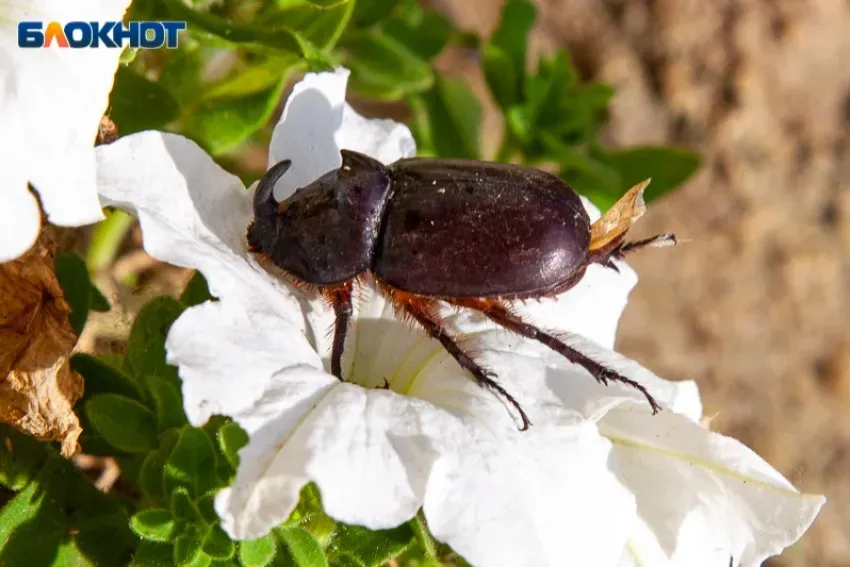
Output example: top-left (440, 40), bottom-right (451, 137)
top-left (94, 69), bottom-right (824, 566)
top-left (0, 0), bottom-right (131, 262)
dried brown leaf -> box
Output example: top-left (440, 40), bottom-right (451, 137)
top-left (0, 228), bottom-right (84, 457)
top-left (589, 179), bottom-right (650, 252)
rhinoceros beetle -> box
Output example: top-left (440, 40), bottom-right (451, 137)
top-left (247, 150), bottom-right (676, 430)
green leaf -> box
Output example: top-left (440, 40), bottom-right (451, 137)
top-left (133, 541), bottom-right (174, 566)
top-left (277, 526), bottom-right (327, 567)
top-left (382, 10), bottom-right (453, 60)
top-left (0, 444), bottom-right (135, 566)
top-left (187, 79), bottom-right (287, 156)
top-left (238, 534), bottom-right (277, 567)
top-left (143, 375), bottom-right (189, 430)
top-left (72, 353), bottom-right (144, 402)
top-left (264, 2), bottom-right (354, 52)
top-left (483, 0), bottom-right (536, 108)
top-left (165, 427), bottom-right (220, 498)
top-left (202, 525), bottom-right (236, 560)
top-left (132, 509), bottom-right (179, 542)
top-left (328, 553), bottom-right (367, 567)
top-left (409, 75), bottom-right (481, 159)
top-left (109, 66), bottom-right (180, 135)
top-left (0, 425), bottom-right (47, 490)
top-left (342, 30), bottom-right (433, 100)
top-left (303, 0), bottom-right (351, 8)
top-left (170, 487), bottom-right (205, 524)
top-left (204, 57), bottom-right (294, 100)
top-left (352, 0), bottom-right (403, 28)
top-left (600, 146), bottom-right (702, 202)
top-left (175, 533), bottom-right (206, 567)
top-left (123, 296), bottom-right (186, 384)
top-left (90, 283), bottom-right (111, 312)
top-left (164, 0), bottom-right (330, 64)
top-left (85, 394), bottom-right (159, 453)
top-left (217, 422), bottom-right (249, 470)
top-left (87, 208), bottom-right (135, 272)
top-left (179, 271), bottom-right (214, 307)
top-left (140, 451), bottom-right (168, 505)
top-left (54, 252), bottom-right (91, 335)
top-left (328, 524), bottom-right (413, 567)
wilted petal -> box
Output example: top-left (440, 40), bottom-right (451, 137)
top-left (268, 69), bottom-right (415, 200)
top-left (0, 0), bottom-right (131, 261)
top-left (603, 402), bottom-right (825, 566)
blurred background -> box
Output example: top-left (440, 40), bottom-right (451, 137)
top-left (61, 0), bottom-right (849, 565)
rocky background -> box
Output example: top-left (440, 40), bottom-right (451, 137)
top-left (435, 1), bottom-right (850, 565)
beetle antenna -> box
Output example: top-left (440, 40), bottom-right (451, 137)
top-left (254, 159), bottom-right (292, 218)
top-left (617, 233), bottom-right (677, 256)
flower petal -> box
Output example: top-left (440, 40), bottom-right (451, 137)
top-left (0, 0), bottom-right (131, 260)
top-left (602, 403), bottom-right (825, 566)
top-left (217, 381), bottom-right (468, 539)
top-left (426, 419), bottom-right (636, 567)
top-left (267, 68), bottom-right (415, 201)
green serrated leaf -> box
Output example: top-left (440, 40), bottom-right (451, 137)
top-left (599, 146), bottom-right (702, 202)
top-left (329, 524), bottom-right (413, 567)
top-left (54, 252), bottom-right (91, 335)
top-left (409, 75), bottom-right (481, 159)
top-left (264, 1), bottom-right (354, 52)
top-left (123, 296), bottom-right (186, 384)
top-left (165, 427), bottom-right (220, 498)
top-left (187, 79), bottom-right (287, 156)
top-left (342, 30), bottom-right (433, 100)
top-left (85, 394), bottom-right (159, 453)
top-left (217, 422), bottom-right (249, 470)
top-left (238, 534), bottom-right (277, 567)
top-left (277, 526), bottom-right (328, 567)
top-left (140, 451), bottom-right (168, 505)
top-left (142, 375), bottom-right (189, 430)
top-left (382, 9), bottom-right (453, 60)
top-left (483, 0), bottom-right (536, 109)
top-left (202, 525), bottom-right (236, 560)
top-left (132, 541), bottom-right (174, 566)
top-left (110, 66), bottom-right (180, 135)
top-left (164, 0), bottom-right (330, 64)
top-left (132, 509), bottom-right (179, 542)
top-left (90, 283), bottom-right (111, 312)
top-left (72, 353), bottom-right (144, 402)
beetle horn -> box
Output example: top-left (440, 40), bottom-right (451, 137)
top-left (254, 159), bottom-right (292, 218)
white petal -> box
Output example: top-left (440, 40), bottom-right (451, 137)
top-left (217, 381), bottom-right (468, 539)
top-left (0, 0), bottom-right (131, 260)
top-left (426, 419), bottom-right (636, 567)
top-left (602, 403), bottom-right (825, 566)
top-left (267, 68), bottom-right (415, 201)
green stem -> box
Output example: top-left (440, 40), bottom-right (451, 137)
top-left (410, 510), bottom-right (438, 560)
top-left (86, 209), bottom-right (135, 273)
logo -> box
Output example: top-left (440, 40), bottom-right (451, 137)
top-left (17, 21), bottom-right (186, 49)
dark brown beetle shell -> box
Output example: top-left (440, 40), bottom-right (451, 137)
top-left (376, 158), bottom-right (590, 298)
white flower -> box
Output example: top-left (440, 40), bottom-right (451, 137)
top-left (0, 0), bottom-right (131, 261)
top-left (94, 68), bottom-right (824, 567)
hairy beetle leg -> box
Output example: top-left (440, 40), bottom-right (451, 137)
top-left (391, 293), bottom-right (531, 431)
top-left (323, 281), bottom-right (354, 380)
top-left (450, 298), bottom-right (662, 415)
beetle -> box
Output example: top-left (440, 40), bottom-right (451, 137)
top-left (247, 150), bottom-right (676, 430)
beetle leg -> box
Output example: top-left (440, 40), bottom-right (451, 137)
top-left (390, 293), bottom-right (531, 431)
top-left (449, 298), bottom-right (662, 415)
top-left (616, 233), bottom-right (677, 257)
top-left (322, 281), bottom-right (353, 380)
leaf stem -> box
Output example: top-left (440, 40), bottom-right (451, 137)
top-left (86, 209), bottom-right (135, 273)
top-left (410, 510), bottom-right (438, 560)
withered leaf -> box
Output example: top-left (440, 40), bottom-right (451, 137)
top-left (0, 228), bottom-right (84, 457)
top-left (588, 178), bottom-right (650, 252)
